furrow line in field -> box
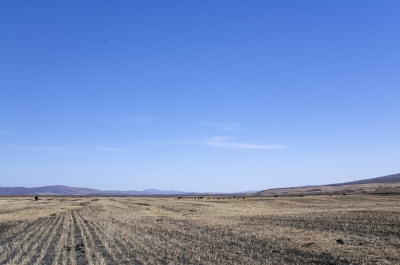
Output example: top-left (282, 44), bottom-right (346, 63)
top-left (53, 210), bottom-right (71, 265)
top-left (0, 219), bottom-right (37, 242)
top-left (8, 214), bottom-right (61, 265)
top-left (74, 209), bottom-right (108, 264)
top-left (75, 210), bottom-right (119, 264)
top-left (0, 217), bottom-right (48, 261)
top-left (92, 214), bottom-right (158, 264)
top-left (30, 212), bottom-right (67, 265)
top-left (72, 209), bottom-right (95, 265)
top-left (83, 208), bottom-right (145, 264)
top-left (0, 216), bottom-right (53, 264)
top-left (103, 213), bottom-right (258, 264)
top-left (85, 219), bottom-right (124, 263)
top-left (19, 214), bottom-right (63, 265)
top-left (67, 210), bottom-right (77, 265)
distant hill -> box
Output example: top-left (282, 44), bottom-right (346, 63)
top-left (328, 173), bottom-right (400, 186)
top-left (0, 185), bottom-right (187, 196)
top-left (257, 173), bottom-right (400, 196)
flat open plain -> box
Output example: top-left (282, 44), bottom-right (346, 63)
top-left (0, 195), bottom-right (399, 264)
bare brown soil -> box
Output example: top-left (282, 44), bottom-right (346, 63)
top-left (0, 195), bottom-right (399, 264)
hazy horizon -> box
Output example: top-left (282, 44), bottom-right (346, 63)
top-left (1, 1), bottom-right (400, 192)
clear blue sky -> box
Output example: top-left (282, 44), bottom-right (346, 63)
top-left (1, 1), bottom-right (399, 192)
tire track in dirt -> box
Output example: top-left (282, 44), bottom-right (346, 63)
top-left (5, 214), bottom-right (61, 265)
top-left (72, 209), bottom-right (98, 265)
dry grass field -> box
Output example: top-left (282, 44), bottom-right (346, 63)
top-left (257, 182), bottom-right (400, 197)
top-left (0, 195), bottom-right (399, 264)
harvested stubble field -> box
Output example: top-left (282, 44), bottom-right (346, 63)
top-left (0, 195), bottom-right (399, 264)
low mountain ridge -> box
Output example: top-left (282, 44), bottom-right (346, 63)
top-left (328, 173), bottom-right (400, 186)
top-left (257, 173), bottom-right (400, 196)
top-left (0, 185), bottom-right (187, 196)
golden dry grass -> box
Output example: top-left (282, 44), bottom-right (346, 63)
top-left (0, 195), bottom-right (399, 264)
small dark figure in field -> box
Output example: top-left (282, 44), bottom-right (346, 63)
top-left (35, 196), bottom-right (38, 201)
top-left (177, 196), bottom-right (182, 199)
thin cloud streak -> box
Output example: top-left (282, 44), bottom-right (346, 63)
top-left (95, 146), bottom-right (124, 152)
top-left (9, 146), bottom-right (65, 151)
top-left (199, 122), bottom-right (243, 132)
top-left (204, 140), bottom-right (286, 150)
top-left (0, 130), bottom-right (12, 134)
top-left (152, 137), bottom-right (287, 150)
top-left (151, 140), bottom-right (199, 145)
top-left (8, 146), bottom-right (85, 154)
top-left (99, 116), bottom-right (155, 124)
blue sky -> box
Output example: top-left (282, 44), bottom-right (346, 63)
top-left (1, 1), bottom-right (399, 192)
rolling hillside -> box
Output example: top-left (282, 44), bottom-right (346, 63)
top-left (0, 185), bottom-right (187, 196)
top-left (257, 173), bottom-right (400, 196)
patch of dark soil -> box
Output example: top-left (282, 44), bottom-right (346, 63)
top-left (75, 243), bottom-right (85, 253)
top-left (133, 203), bottom-right (151, 206)
top-left (0, 222), bottom-right (15, 235)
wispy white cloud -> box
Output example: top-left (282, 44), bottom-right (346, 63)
top-left (8, 146), bottom-right (85, 154)
top-left (99, 116), bottom-right (155, 124)
top-left (0, 130), bottom-right (11, 134)
top-left (64, 151), bottom-right (86, 155)
top-left (151, 140), bottom-right (199, 145)
top-left (209, 136), bottom-right (234, 141)
top-left (204, 137), bottom-right (287, 150)
top-left (152, 136), bottom-right (287, 150)
top-left (9, 146), bottom-right (65, 151)
top-left (199, 122), bottom-right (243, 132)
top-left (95, 146), bottom-right (124, 152)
